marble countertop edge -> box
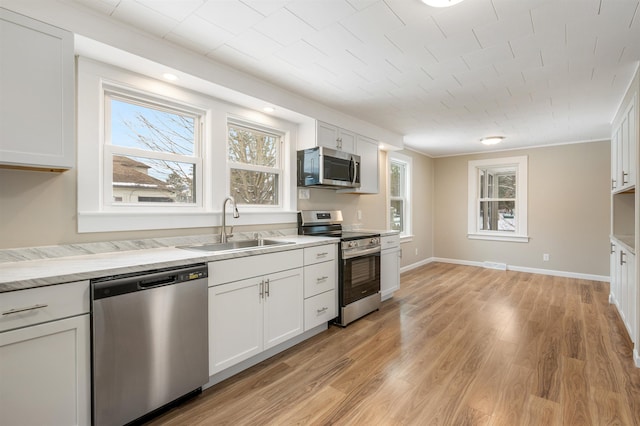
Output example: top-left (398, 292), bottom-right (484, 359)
top-left (0, 236), bottom-right (339, 293)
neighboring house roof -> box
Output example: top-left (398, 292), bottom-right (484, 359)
top-left (112, 155), bottom-right (173, 191)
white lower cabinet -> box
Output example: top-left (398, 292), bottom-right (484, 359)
top-left (208, 250), bottom-right (304, 375)
top-left (303, 244), bottom-right (338, 330)
top-left (381, 234), bottom-right (401, 300)
top-left (610, 241), bottom-right (637, 349)
top-left (0, 281), bottom-right (90, 426)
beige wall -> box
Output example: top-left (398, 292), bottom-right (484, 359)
top-left (0, 149), bottom-right (437, 269)
top-left (433, 141), bottom-right (611, 276)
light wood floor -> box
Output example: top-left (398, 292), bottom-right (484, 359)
top-left (147, 262), bottom-right (640, 425)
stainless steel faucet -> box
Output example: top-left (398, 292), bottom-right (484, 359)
top-left (220, 196), bottom-right (240, 243)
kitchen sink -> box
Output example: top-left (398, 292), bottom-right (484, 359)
top-left (179, 239), bottom-right (294, 253)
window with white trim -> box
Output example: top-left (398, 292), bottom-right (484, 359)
top-left (105, 90), bottom-right (203, 207)
top-left (389, 152), bottom-right (412, 237)
top-left (76, 57), bottom-right (298, 233)
top-left (468, 156), bottom-right (528, 242)
top-left (227, 120), bottom-right (282, 207)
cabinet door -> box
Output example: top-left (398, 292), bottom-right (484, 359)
top-left (356, 135), bottom-right (379, 193)
top-left (381, 248), bottom-right (401, 300)
top-left (0, 315), bottom-right (90, 426)
top-left (610, 242), bottom-right (619, 304)
top-left (627, 252), bottom-right (636, 346)
top-left (620, 250), bottom-right (629, 329)
top-left (625, 99), bottom-right (636, 187)
top-left (209, 278), bottom-right (263, 374)
top-left (317, 121), bottom-right (340, 149)
top-left (338, 128), bottom-right (356, 153)
top-left (611, 128), bottom-right (620, 191)
top-left (263, 268), bottom-right (304, 350)
top-left (0, 9), bottom-right (74, 170)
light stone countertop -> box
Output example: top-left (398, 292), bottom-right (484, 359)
top-left (0, 235), bottom-right (338, 293)
top-left (356, 228), bottom-right (400, 237)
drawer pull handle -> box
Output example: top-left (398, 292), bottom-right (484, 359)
top-left (316, 276), bottom-right (328, 282)
top-left (317, 307), bottom-right (328, 314)
top-left (316, 252), bottom-right (328, 257)
top-left (2, 304), bottom-right (48, 316)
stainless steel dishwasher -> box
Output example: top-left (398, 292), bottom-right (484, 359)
top-left (91, 264), bottom-right (209, 426)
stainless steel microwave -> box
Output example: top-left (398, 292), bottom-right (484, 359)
top-left (297, 146), bottom-right (361, 189)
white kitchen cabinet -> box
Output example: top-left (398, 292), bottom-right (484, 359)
top-left (610, 241), bottom-right (637, 349)
top-left (380, 234), bottom-right (401, 301)
top-left (612, 94), bottom-right (637, 193)
top-left (0, 281), bottom-right (90, 426)
top-left (338, 134), bottom-right (380, 194)
top-left (0, 8), bottom-right (75, 171)
top-left (208, 250), bottom-right (304, 374)
top-left (317, 121), bottom-right (356, 152)
top-left (303, 244), bottom-right (338, 330)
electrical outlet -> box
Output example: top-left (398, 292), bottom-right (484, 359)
top-left (415, 248), bottom-right (418, 256)
top-left (543, 253), bottom-right (550, 261)
top-left (357, 210), bottom-right (362, 220)
top-left (297, 188), bottom-right (310, 200)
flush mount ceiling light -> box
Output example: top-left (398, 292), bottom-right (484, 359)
top-left (421, 0), bottom-right (466, 7)
top-left (263, 106), bottom-right (276, 113)
top-left (162, 72), bottom-right (178, 81)
top-left (480, 136), bottom-right (505, 146)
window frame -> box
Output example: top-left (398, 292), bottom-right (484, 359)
top-left (467, 156), bottom-right (529, 243)
top-left (388, 152), bottom-right (412, 239)
top-left (103, 87), bottom-right (204, 210)
top-left (226, 118), bottom-right (284, 209)
top-left (76, 56), bottom-right (298, 233)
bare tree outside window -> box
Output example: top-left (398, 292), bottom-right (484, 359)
top-left (228, 123), bottom-right (281, 206)
top-left (109, 96), bottom-right (199, 204)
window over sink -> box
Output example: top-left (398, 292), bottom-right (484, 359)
top-left (76, 57), bottom-right (297, 233)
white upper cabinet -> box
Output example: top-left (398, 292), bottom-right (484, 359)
top-left (317, 121), bottom-right (356, 152)
top-left (0, 8), bottom-right (74, 171)
top-left (337, 134), bottom-right (380, 194)
top-left (612, 94), bottom-right (637, 193)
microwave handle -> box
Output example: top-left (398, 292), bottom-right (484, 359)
top-left (350, 157), bottom-right (358, 186)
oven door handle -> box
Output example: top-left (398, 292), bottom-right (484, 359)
top-left (342, 246), bottom-right (381, 260)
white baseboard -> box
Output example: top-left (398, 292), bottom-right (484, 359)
top-left (402, 257), bottom-right (610, 282)
top-left (635, 348), bottom-right (640, 368)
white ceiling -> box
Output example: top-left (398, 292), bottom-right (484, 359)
top-left (66, 0), bottom-right (639, 156)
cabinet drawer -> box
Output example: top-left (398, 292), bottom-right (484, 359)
top-left (209, 249), bottom-right (303, 286)
top-left (0, 281), bottom-right (90, 332)
top-left (304, 244), bottom-right (336, 265)
top-left (304, 261), bottom-right (336, 298)
top-left (304, 290), bottom-right (336, 331)
top-left (381, 234), bottom-right (400, 250)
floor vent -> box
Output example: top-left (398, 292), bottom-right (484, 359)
top-left (483, 261), bottom-right (507, 270)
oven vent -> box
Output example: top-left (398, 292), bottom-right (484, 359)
top-left (483, 261), bottom-right (507, 270)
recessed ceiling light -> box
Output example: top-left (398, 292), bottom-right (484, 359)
top-left (162, 73), bottom-right (178, 81)
top-left (263, 106), bottom-right (275, 113)
top-left (421, 0), bottom-right (466, 7)
top-left (480, 136), bottom-right (505, 145)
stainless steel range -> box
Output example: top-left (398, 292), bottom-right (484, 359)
top-left (298, 210), bottom-right (381, 326)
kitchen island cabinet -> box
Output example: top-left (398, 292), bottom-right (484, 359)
top-left (0, 8), bottom-right (74, 171)
top-left (0, 281), bottom-right (90, 426)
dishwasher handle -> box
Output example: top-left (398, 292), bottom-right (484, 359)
top-left (92, 264), bottom-right (207, 300)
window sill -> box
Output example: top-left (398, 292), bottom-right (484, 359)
top-left (467, 233), bottom-right (529, 243)
top-left (78, 210), bottom-right (299, 233)
top-left (399, 234), bottom-right (414, 243)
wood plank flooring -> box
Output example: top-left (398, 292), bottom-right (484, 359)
top-left (147, 263), bottom-right (640, 425)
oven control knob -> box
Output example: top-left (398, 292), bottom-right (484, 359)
top-left (371, 238), bottom-right (379, 245)
top-left (349, 241), bottom-right (357, 248)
